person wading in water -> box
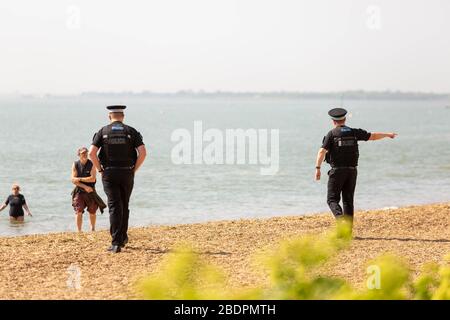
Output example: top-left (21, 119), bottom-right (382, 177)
top-left (0, 184), bottom-right (32, 222)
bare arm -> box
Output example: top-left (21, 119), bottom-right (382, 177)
top-left (71, 163), bottom-right (94, 193)
top-left (23, 203), bottom-right (32, 216)
top-left (369, 132), bottom-right (397, 141)
top-left (133, 145), bottom-right (147, 173)
top-left (0, 203), bottom-right (6, 212)
top-left (72, 164), bottom-right (96, 184)
top-left (89, 145), bottom-right (103, 172)
top-left (315, 148), bottom-right (328, 180)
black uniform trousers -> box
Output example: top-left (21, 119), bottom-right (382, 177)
top-left (102, 169), bottom-right (134, 246)
top-left (327, 167), bottom-right (357, 221)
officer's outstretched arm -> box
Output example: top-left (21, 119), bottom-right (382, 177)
top-left (369, 132), bottom-right (397, 140)
top-left (89, 145), bottom-right (102, 172)
top-left (134, 145), bottom-right (147, 173)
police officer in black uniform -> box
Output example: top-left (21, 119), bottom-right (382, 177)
top-left (89, 105), bottom-right (147, 253)
top-left (315, 108), bottom-right (397, 230)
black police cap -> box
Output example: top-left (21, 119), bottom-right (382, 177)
top-left (107, 105), bottom-right (127, 113)
top-left (328, 108), bottom-right (347, 120)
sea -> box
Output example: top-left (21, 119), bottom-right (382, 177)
top-left (0, 95), bottom-right (449, 236)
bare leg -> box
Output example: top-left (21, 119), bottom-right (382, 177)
top-left (88, 212), bottom-right (96, 231)
top-left (10, 216), bottom-right (24, 223)
top-left (76, 212), bottom-right (83, 232)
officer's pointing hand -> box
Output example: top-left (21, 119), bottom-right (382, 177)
top-left (388, 133), bottom-right (398, 139)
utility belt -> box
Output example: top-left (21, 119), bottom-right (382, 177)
top-left (104, 166), bottom-right (134, 171)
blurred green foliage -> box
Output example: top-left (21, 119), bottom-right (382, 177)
top-left (138, 221), bottom-right (450, 300)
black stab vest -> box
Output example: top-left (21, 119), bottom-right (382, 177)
top-left (98, 122), bottom-right (137, 168)
top-left (325, 126), bottom-right (359, 167)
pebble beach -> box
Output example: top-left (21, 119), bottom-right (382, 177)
top-left (0, 203), bottom-right (449, 299)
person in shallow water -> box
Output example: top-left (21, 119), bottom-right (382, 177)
top-left (315, 108), bottom-right (397, 231)
top-left (0, 184), bottom-right (32, 222)
top-left (71, 146), bottom-right (106, 232)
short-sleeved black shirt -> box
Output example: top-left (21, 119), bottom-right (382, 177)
top-left (5, 194), bottom-right (26, 217)
top-left (322, 127), bottom-right (371, 150)
top-left (92, 121), bottom-right (144, 149)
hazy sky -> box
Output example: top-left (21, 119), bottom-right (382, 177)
top-left (1, 0), bottom-right (449, 94)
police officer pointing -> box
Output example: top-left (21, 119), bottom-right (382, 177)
top-left (315, 108), bottom-right (397, 230)
top-left (89, 106), bottom-right (147, 253)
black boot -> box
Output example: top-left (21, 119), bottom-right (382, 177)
top-left (107, 245), bottom-right (121, 253)
top-left (120, 237), bottom-right (129, 248)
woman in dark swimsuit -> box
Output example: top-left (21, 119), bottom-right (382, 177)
top-left (0, 184), bottom-right (32, 222)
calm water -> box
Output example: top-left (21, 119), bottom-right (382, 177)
top-left (0, 96), bottom-right (449, 236)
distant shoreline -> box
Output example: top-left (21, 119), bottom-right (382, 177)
top-left (3, 90), bottom-right (450, 101)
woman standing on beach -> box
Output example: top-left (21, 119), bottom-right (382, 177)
top-left (71, 146), bottom-right (105, 232)
top-left (0, 184), bottom-right (32, 222)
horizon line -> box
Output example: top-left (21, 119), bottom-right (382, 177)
top-left (2, 89), bottom-right (450, 98)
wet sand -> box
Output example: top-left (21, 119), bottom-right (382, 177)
top-left (0, 203), bottom-right (449, 299)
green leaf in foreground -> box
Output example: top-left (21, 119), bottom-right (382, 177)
top-left (137, 220), bottom-right (450, 300)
